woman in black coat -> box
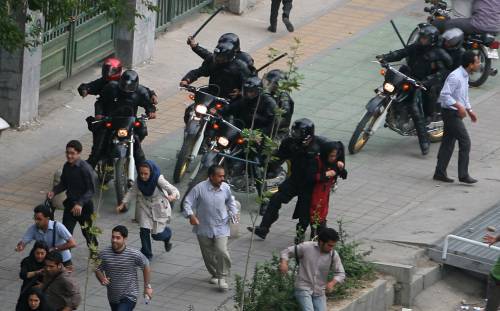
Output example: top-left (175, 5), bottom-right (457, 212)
top-left (16, 241), bottom-right (49, 311)
top-left (17, 288), bottom-right (54, 311)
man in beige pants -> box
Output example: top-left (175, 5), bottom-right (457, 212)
top-left (183, 165), bottom-right (239, 291)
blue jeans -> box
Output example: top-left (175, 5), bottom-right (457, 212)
top-left (110, 297), bottom-right (136, 311)
top-left (294, 289), bottom-right (327, 311)
top-left (140, 227), bottom-right (172, 259)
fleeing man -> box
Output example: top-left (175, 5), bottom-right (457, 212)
top-left (434, 51), bottom-right (480, 184)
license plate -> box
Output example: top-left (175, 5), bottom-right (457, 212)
top-left (487, 48), bottom-right (499, 59)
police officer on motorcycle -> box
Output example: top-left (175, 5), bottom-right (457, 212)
top-left (262, 69), bottom-right (295, 135)
top-left (87, 70), bottom-right (156, 168)
top-left (187, 33), bottom-right (255, 72)
top-left (247, 118), bottom-right (329, 240)
top-left (222, 76), bottom-right (278, 136)
top-left (180, 41), bottom-right (252, 99)
top-left (377, 24), bottom-right (453, 155)
top-left (442, 27), bottom-right (466, 70)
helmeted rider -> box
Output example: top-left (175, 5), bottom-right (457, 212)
top-left (187, 33), bottom-right (255, 73)
top-left (221, 76), bottom-right (278, 137)
top-left (247, 118), bottom-right (330, 240)
top-left (262, 69), bottom-right (295, 135)
top-left (87, 70), bottom-right (156, 168)
top-left (441, 27), bottom-right (466, 70)
top-left (180, 41), bottom-right (252, 99)
top-left (376, 24), bottom-right (453, 155)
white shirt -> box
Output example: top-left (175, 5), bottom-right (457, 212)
top-left (439, 66), bottom-right (471, 110)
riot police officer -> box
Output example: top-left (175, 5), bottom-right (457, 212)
top-left (262, 69), bottom-right (294, 135)
top-left (187, 33), bottom-right (255, 72)
top-left (180, 42), bottom-right (252, 100)
top-left (88, 70), bottom-right (156, 168)
top-left (377, 24), bottom-right (453, 155)
top-left (247, 118), bottom-right (329, 240)
top-left (222, 76), bottom-right (278, 136)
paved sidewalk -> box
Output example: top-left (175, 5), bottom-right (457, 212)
top-left (2, 0), bottom-right (500, 310)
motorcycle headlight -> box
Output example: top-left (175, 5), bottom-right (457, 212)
top-left (117, 128), bottom-right (128, 137)
top-left (383, 82), bottom-right (395, 93)
top-left (195, 105), bottom-right (208, 115)
top-left (217, 136), bottom-right (230, 147)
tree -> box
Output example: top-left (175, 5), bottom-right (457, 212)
top-left (0, 0), bottom-right (157, 52)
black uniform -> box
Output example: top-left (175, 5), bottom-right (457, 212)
top-left (258, 135), bottom-right (329, 234)
top-left (221, 93), bottom-right (278, 136)
top-left (182, 57), bottom-right (252, 99)
top-left (272, 90), bottom-right (294, 134)
top-left (270, 0), bottom-right (293, 28)
top-left (191, 44), bottom-right (256, 73)
top-left (88, 82), bottom-right (156, 168)
top-left (380, 43), bottom-right (453, 149)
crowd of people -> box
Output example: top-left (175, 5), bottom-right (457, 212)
top-left (9, 0), bottom-right (500, 310)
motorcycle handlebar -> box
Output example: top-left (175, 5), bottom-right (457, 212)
top-left (375, 60), bottom-right (427, 91)
top-left (179, 86), bottom-right (231, 105)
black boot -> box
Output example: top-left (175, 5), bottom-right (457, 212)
top-left (268, 24), bottom-right (277, 33)
top-left (282, 17), bottom-right (294, 32)
top-left (247, 226), bottom-right (268, 240)
top-left (420, 140), bottom-right (430, 155)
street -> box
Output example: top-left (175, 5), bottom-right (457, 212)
top-left (1, 0), bottom-right (500, 310)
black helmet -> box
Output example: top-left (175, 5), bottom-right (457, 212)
top-left (243, 76), bottom-right (262, 99)
top-left (214, 42), bottom-right (236, 64)
top-left (291, 118), bottom-right (315, 146)
top-left (263, 69), bottom-right (285, 94)
top-left (442, 28), bottom-right (464, 50)
top-left (218, 33), bottom-right (240, 52)
top-left (418, 24), bottom-right (440, 47)
top-left (119, 70), bottom-right (139, 93)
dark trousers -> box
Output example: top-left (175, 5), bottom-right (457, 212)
top-left (110, 297), bottom-right (136, 311)
top-left (260, 178), bottom-right (299, 231)
top-left (296, 219), bottom-right (327, 243)
top-left (486, 274), bottom-right (500, 311)
top-left (139, 227), bottom-right (172, 259)
top-left (435, 109), bottom-right (471, 179)
top-left (270, 0), bottom-right (293, 26)
top-left (62, 199), bottom-right (98, 247)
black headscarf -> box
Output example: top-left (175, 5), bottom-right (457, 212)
top-left (17, 288), bottom-right (54, 311)
top-left (320, 141), bottom-right (345, 164)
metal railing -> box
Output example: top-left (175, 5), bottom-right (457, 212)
top-left (442, 234), bottom-right (500, 260)
top-left (156, 0), bottom-right (212, 32)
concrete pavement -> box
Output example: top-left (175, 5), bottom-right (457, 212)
top-left (1, 0), bottom-right (500, 310)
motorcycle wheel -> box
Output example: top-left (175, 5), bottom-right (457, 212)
top-left (114, 157), bottom-right (129, 207)
top-left (348, 111), bottom-right (378, 154)
top-left (468, 47), bottom-right (491, 87)
top-left (173, 135), bottom-right (196, 184)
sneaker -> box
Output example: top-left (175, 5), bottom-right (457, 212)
top-left (218, 278), bottom-right (229, 291)
top-left (209, 276), bottom-right (218, 285)
top-left (267, 24), bottom-right (277, 33)
top-left (282, 17), bottom-right (294, 32)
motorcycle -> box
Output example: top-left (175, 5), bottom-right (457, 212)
top-left (92, 114), bottom-right (148, 205)
top-left (173, 85), bottom-right (230, 183)
top-left (407, 0), bottom-right (499, 87)
top-left (348, 61), bottom-right (444, 154)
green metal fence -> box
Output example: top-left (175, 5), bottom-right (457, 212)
top-left (40, 5), bottom-right (115, 90)
top-left (156, 0), bottom-right (213, 32)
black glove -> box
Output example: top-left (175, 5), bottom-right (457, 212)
top-left (85, 116), bottom-right (96, 132)
top-left (77, 84), bottom-right (88, 97)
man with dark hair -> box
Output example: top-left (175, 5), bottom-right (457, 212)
top-left (16, 205), bottom-right (76, 268)
top-left (183, 165), bottom-right (239, 291)
top-left (95, 225), bottom-right (152, 311)
top-left (41, 251), bottom-right (81, 311)
top-left (47, 140), bottom-right (98, 247)
top-left (268, 0), bottom-right (294, 33)
top-left (434, 51), bottom-right (480, 184)
top-left (279, 228), bottom-right (345, 311)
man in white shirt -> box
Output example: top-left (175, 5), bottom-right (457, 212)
top-left (434, 51), bottom-right (480, 184)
